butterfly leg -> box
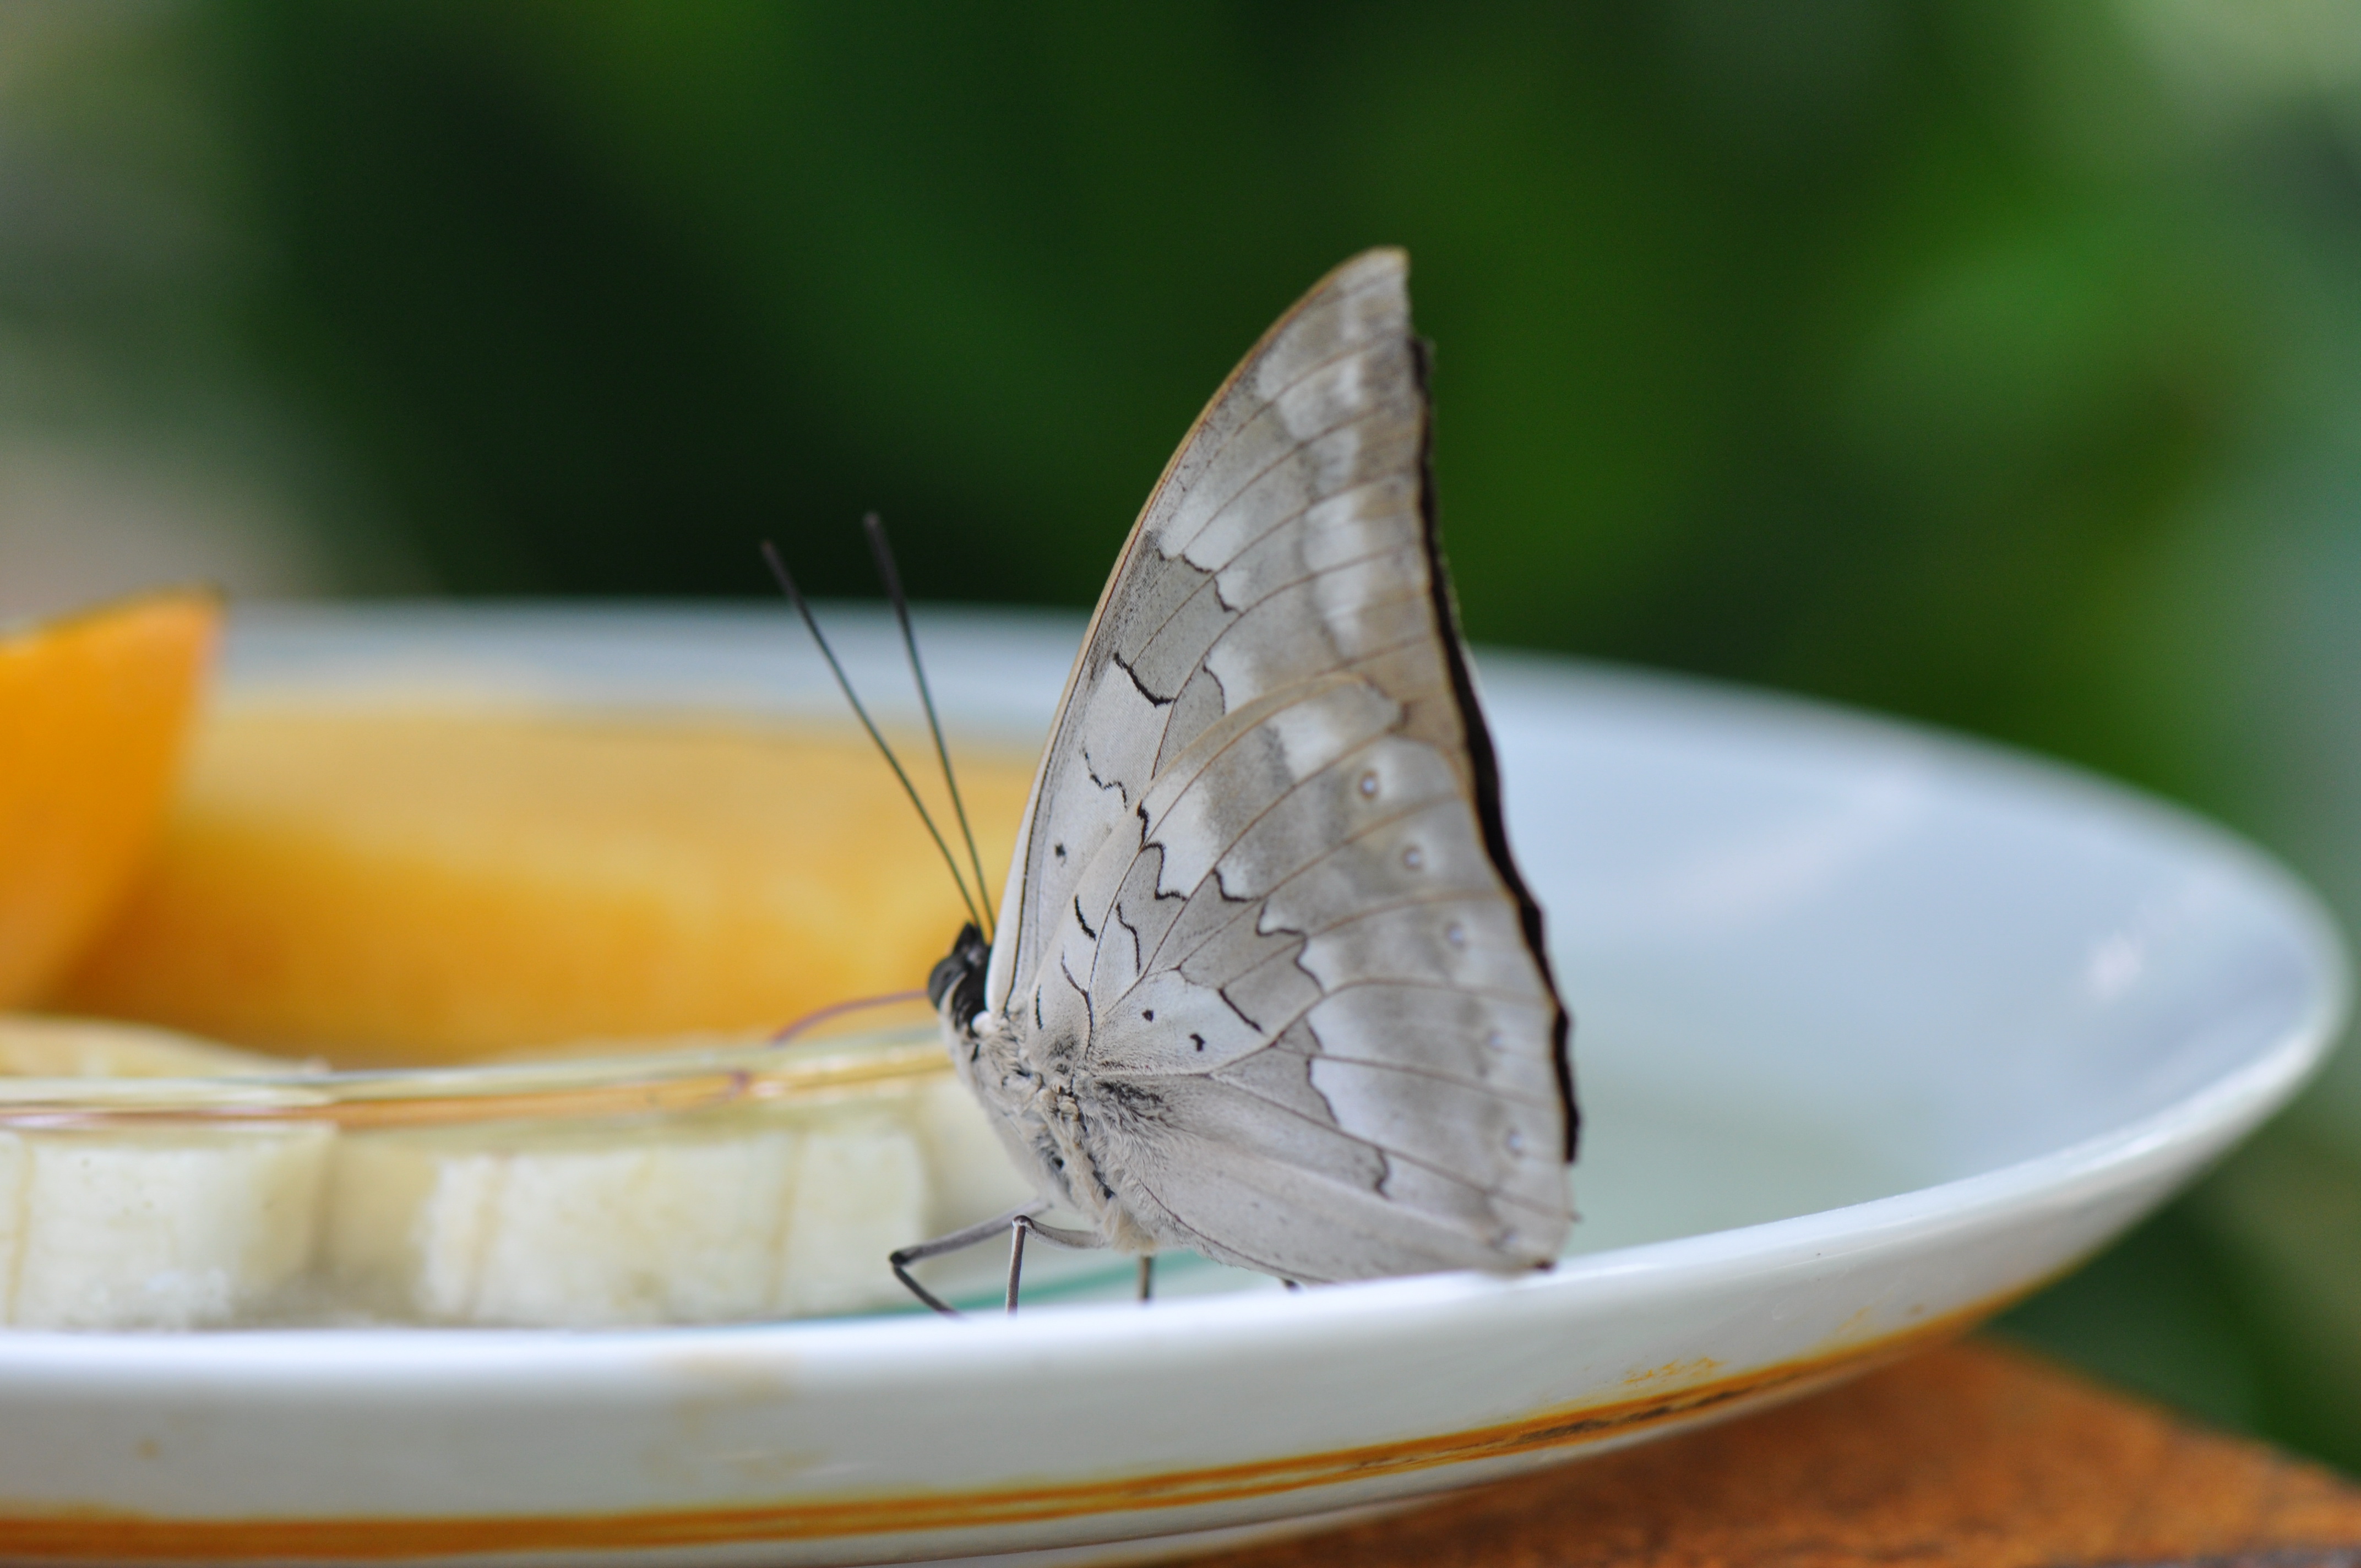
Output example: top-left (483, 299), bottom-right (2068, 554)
top-left (889, 1204), bottom-right (1042, 1316)
top-left (1004, 1216), bottom-right (1032, 1314)
top-left (1002, 1214), bottom-right (1104, 1316)
top-left (1136, 1255), bottom-right (1155, 1303)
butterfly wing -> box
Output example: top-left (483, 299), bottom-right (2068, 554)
top-left (985, 248), bottom-right (1574, 1282)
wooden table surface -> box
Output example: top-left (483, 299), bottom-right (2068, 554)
top-left (1187, 1340), bottom-right (2361, 1568)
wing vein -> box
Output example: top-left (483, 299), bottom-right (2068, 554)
top-left (1134, 786), bottom-right (1471, 980)
top-left (1108, 1070), bottom-right (1564, 1218)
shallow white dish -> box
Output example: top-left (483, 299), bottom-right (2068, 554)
top-left (2, 602), bottom-right (2343, 1567)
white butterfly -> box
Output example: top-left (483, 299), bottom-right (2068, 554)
top-left (921, 249), bottom-right (1577, 1291)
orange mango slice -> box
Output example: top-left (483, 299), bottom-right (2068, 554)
top-left (54, 706), bottom-right (1032, 1067)
top-left (0, 591), bottom-right (219, 1007)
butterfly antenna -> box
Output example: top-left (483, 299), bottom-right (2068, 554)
top-left (760, 540), bottom-right (987, 933)
top-left (864, 512), bottom-right (995, 940)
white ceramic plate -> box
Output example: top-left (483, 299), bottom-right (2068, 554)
top-left (3, 603), bottom-right (2343, 1567)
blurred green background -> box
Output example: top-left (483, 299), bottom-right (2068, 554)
top-left (3, 1), bottom-right (2359, 1464)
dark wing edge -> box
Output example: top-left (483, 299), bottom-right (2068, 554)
top-left (1408, 335), bottom-right (1580, 1163)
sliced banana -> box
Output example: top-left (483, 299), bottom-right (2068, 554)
top-left (0, 1016), bottom-right (1043, 1327)
top-left (0, 1126), bottom-right (331, 1329)
top-left (0, 1016), bottom-right (328, 1329)
top-left (776, 1119), bottom-right (932, 1317)
top-left (325, 1111), bottom-right (932, 1326)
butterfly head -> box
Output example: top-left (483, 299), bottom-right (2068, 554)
top-left (928, 921), bottom-right (992, 1037)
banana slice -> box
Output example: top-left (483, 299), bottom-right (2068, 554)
top-left (1, 1125), bottom-right (330, 1329)
top-left (325, 1108), bottom-right (928, 1326)
top-left (0, 1017), bottom-right (1045, 1327)
top-left (776, 1119), bottom-right (932, 1317)
top-left (0, 1016), bottom-right (328, 1329)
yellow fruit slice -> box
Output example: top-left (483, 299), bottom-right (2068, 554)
top-left (54, 706), bottom-right (1033, 1066)
top-left (0, 591), bottom-right (220, 1008)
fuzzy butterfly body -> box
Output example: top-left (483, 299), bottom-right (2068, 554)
top-left (928, 249), bottom-right (1576, 1284)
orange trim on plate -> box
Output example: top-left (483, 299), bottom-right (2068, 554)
top-left (0, 1303), bottom-right (2000, 1560)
